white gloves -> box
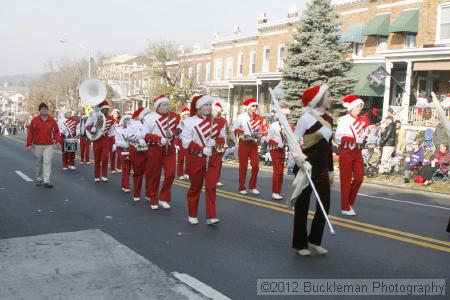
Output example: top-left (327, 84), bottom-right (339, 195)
top-left (175, 145), bottom-right (180, 151)
top-left (301, 161), bottom-right (312, 173)
top-left (91, 127), bottom-right (97, 133)
top-left (277, 142), bottom-right (284, 149)
top-left (207, 139), bottom-right (216, 147)
top-left (138, 139), bottom-right (146, 147)
top-left (329, 171), bottom-right (334, 185)
top-left (293, 153), bottom-right (307, 166)
top-left (356, 137), bottom-right (364, 144)
top-left (202, 147), bottom-right (212, 157)
top-left (160, 137), bottom-right (168, 146)
top-left (112, 144), bottom-right (117, 152)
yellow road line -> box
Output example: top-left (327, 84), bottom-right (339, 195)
top-left (6, 135), bottom-right (450, 253)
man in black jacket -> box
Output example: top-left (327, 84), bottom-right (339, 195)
top-left (379, 117), bottom-right (396, 174)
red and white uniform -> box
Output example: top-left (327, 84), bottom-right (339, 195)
top-left (59, 117), bottom-right (80, 169)
top-left (115, 124), bottom-right (130, 191)
top-left (142, 111), bottom-right (180, 205)
top-left (85, 110), bottom-right (115, 179)
top-left (267, 121), bottom-right (286, 194)
top-left (181, 115), bottom-right (226, 219)
top-left (233, 110), bottom-right (265, 192)
top-left (335, 96), bottom-right (369, 212)
top-left (124, 118), bottom-right (148, 199)
top-left (177, 107), bottom-right (190, 177)
top-left (109, 118), bottom-right (121, 172)
top-left (79, 116), bottom-right (91, 163)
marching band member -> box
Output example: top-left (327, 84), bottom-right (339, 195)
top-left (335, 95), bottom-right (369, 216)
top-left (233, 98), bottom-right (266, 195)
top-left (59, 111), bottom-right (80, 170)
top-left (115, 111), bottom-right (132, 193)
top-left (124, 107), bottom-right (149, 201)
top-left (142, 95), bottom-right (180, 210)
top-left (177, 107), bottom-right (190, 180)
top-left (85, 100), bottom-right (115, 182)
top-left (293, 84), bottom-right (334, 256)
top-left (79, 113), bottom-right (91, 164)
top-left (110, 109), bottom-right (121, 174)
top-left (181, 94), bottom-right (225, 225)
top-left (211, 102), bottom-right (227, 187)
top-left (267, 106), bottom-right (290, 200)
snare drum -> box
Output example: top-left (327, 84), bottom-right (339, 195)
top-left (64, 138), bottom-right (78, 152)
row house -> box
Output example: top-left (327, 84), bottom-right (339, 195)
top-left (335, 0), bottom-right (450, 130)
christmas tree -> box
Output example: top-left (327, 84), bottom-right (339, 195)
top-left (281, 0), bottom-right (355, 122)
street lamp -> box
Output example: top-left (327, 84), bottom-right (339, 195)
top-left (60, 39), bottom-right (91, 78)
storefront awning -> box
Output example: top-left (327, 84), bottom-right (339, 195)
top-left (364, 14), bottom-right (390, 36)
top-left (347, 63), bottom-right (386, 97)
top-left (389, 9), bottom-right (419, 33)
top-left (413, 60), bottom-right (450, 71)
top-left (341, 24), bottom-right (367, 44)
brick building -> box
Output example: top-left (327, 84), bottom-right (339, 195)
top-left (336, 0), bottom-right (450, 129)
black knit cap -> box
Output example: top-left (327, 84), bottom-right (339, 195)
top-left (38, 103), bottom-right (48, 111)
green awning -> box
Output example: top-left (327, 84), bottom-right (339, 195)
top-left (389, 9), bottom-right (419, 33)
top-left (363, 14), bottom-right (390, 36)
top-left (347, 63), bottom-right (385, 97)
top-left (341, 24), bottom-right (367, 43)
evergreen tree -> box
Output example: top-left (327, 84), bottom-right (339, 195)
top-left (281, 0), bottom-right (355, 123)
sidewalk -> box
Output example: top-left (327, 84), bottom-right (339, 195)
top-left (222, 160), bottom-right (450, 196)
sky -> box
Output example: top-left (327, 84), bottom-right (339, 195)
top-left (0, 0), bottom-right (307, 76)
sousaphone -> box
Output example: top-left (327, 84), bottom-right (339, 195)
top-left (79, 79), bottom-right (107, 141)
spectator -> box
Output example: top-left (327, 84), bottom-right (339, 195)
top-left (433, 122), bottom-right (447, 149)
top-left (416, 90), bottom-right (428, 108)
top-left (403, 141), bottom-right (424, 183)
top-left (422, 143), bottom-right (450, 186)
top-left (379, 115), bottom-right (396, 174)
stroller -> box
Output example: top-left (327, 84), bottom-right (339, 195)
top-left (363, 125), bottom-right (381, 178)
top-left (432, 167), bottom-right (449, 184)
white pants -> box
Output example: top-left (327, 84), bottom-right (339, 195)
top-left (379, 146), bottom-right (395, 172)
top-left (33, 145), bottom-right (55, 183)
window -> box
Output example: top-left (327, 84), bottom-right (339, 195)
top-left (249, 51), bottom-right (256, 75)
top-left (353, 43), bottom-right (363, 57)
top-left (215, 58), bottom-right (223, 80)
top-left (405, 33), bottom-right (416, 48)
top-left (277, 44), bottom-right (286, 70)
top-left (376, 36), bottom-right (388, 52)
top-left (188, 67), bottom-right (193, 79)
top-left (263, 47), bottom-right (270, 72)
top-left (205, 62), bottom-right (211, 82)
top-left (237, 52), bottom-right (244, 76)
top-left (225, 57), bottom-right (233, 79)
top-left (196, 63), bottom-right (201, 84)
top-left (437, 3), bottom-right (450, 42)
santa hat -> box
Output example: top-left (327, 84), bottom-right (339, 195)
top-left (281, 105), bottom-right (290, 114)
top-left (243, 98), bottom-right (257, 107)
top-left (132, 107), bottom-right (150, 120)
top-left (124, 110), bottom-right (132, 116)
top-left (212, 102), bottom-right (223, 112)
top-left (180, 107), bottom-right (190, 116)
top-left (301, 84), bottom-right (329, 108)
top-left (153, 94), bottom-right (169, 109)
top-left (119, 114), bottom-right (131, 126)
top-left (342, 95), bottom-right (364, 111)
top-left (97, 100), bottom-right (110, 110)
top-left (190, 94), bottom-right (213, 116)
top-left (111, 108), bottom-right (120, 115)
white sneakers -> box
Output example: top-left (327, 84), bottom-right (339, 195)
top-left (206, 218), bottom-right (220, 225)
top-left (298, 244), bottom-right (328, 256)
top-left (239, 190), bottom-right (248, 195)
top-left (101, 177), bottom-right (108, 182)
top-left (63, 167), bottom-right (68, 171)
top-left (111, 170), bottom-right (116, 174)
top-left (341, 207), bottom-right (356, 216)
top-left (272, 193), bottom-right (283, 200)
top-left (133, 197), bottom-right (140, 202)
top-left (216, 181), bottom-right (224, 187)
top-left (178, 176), bottom-right (185, 180)
top-left (94, 178), bottom-right (100, 182)
top-left (68, 166), bottom-right (76, 170)
top-left (116, 169), bottom-right (122, 173)
top-left (158, 201), bottom-right (171, 209)
top-left (121, 188), bottom-right (130, 193)
top-left (188, 217), bottom-right (199, 225)
top-left (250, 189), bottom-right (260, 195)
top-left (150, 205), bottom-right (159, 210)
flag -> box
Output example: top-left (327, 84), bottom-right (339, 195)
top-left (368, 66), bottom-right (390, 87)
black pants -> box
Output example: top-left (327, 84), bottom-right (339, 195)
top-left (292, 169), bottom-right (331, 250)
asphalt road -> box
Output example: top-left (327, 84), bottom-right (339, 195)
top-left (1, 134), bottom-right (449, 299)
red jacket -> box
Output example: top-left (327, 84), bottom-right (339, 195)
top-left (26, 115), bottom-right (61, 147)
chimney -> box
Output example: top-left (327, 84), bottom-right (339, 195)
top-left (258, 13), bottom-right (267, 24)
